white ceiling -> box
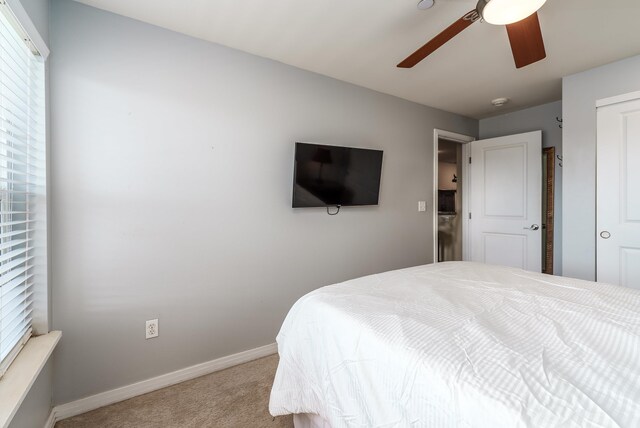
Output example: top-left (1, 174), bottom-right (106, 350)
top-left (72, 0), bottom-right (640, 119)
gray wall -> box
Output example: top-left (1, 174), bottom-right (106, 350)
top-left (49, 0), bottom-right (477, 405)
top-left (18, 0), bottom-right (48, 44)
top-left (479, 101), bottom-right (563, 274)
top-left (8, 361), bottom-right (52, 428)
top-left (562, 55), bottom-right (640, 281)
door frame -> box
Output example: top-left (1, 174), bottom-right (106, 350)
top-left (596, 90), bottom-right (640, 108)
top-left (433, 129), bottom-right (476, 264)
top-left (542, 146), bottom-right (556, 275)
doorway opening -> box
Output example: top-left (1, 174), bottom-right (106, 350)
top-left (437, 139), bottom-right (463, 262)
top-left (433, 130), bottom-right (475, 264)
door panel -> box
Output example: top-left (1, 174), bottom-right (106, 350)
top-left (483, 233), bottom-right (526, 267)
top-left (483, 145), bottom-right (526, 218)
top-left (623, 112), bottom-right (640, 222)
top-left (597, 98), bottom-right (640, 288)
top-left (471, 131), bottom-right (542, 271)
top-left (621, 248), bottom-right (640, 288)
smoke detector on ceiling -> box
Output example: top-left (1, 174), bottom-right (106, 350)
top-left (417, 0), bottom-right (435, 10)
top-left (491, 97), bottom-right (510, 107)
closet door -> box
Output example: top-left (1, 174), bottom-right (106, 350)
top-left (597, 95), bottom-right (640, 288)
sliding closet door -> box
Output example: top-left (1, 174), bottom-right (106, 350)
top-left (597, 95), bottom-right (640, 288)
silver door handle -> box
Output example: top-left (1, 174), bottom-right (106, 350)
top-left (600, 231), bottom-right (611, 239)
top-left (524, 224), bottom-right (540, 231)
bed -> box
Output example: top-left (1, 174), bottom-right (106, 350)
top-left (269, 262), bottom-right (640, 427)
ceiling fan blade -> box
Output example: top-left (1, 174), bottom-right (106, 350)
top-left (505, 12), bottom-right (546, 69)
top-left (397, 10), bottom-right (479, 68)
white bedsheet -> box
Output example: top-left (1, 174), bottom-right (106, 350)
top-left (269, 262), bottom-right (640, 427)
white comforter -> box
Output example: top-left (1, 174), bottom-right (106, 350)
top-left (269, 262), bottom-right (640, 428)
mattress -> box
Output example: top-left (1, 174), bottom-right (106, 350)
top-left (269, 262), bottom-right (640, 427)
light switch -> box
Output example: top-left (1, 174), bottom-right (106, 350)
top-left (418, 201), bottom-right (426, 212)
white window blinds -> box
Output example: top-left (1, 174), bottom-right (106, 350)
top-left (0, 3), bottom-right (46, 377)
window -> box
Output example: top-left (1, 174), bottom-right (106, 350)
top-left (0, 3), bottom-right (46, 377)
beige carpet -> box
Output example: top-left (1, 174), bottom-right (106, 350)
top-left (55, 354), bottom-right (293, 428)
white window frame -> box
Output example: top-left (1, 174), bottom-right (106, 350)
top-left (0, 0), bottom-right (49, 378)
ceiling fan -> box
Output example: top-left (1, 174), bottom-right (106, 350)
top-left (398, 0), bottom-right (548, 69)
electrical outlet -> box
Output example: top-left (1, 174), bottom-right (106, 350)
top-left (146, 319), bottom-right (158, 339)
top-left (418, 201), bottom-right (427, 212)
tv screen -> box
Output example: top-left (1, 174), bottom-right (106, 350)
top-left (292, 142), bottom-right (383, 208)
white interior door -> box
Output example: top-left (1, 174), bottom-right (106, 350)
top-left (597, 95), bottom-right (640, 288)
top-left (470, 131), bottom-right (542, 271)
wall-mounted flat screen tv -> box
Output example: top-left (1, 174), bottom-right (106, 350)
top-left (292, 142), bottom-right (383, 208)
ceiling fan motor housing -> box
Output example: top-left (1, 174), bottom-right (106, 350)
top-left (476, 0), bottom-right (490, 21)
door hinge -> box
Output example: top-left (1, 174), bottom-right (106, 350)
top-left (469, 212), bottom-right (472, 219)
top-left (469, 157), bottom-right (472, 164)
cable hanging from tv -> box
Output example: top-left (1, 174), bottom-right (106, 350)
top-left (327, 205), bottom-right (341, 216)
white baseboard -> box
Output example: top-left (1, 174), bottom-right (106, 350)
top-left (46, 342), bottom-right (277, 426)
top-left (43, 408), bottom-right (56, 428)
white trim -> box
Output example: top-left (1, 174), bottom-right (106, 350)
top-left (43, 408), bottom-right (56, 428)
top-left (51, 342), bottom-right (278, 424)
top-left (460, 143), bottom-right (471, 262)
top-left (433, 129), bottom-right (475, 144)
top-left (596, 90), bottom-right (640, 108)
top-left (2, 0), bottom-right (49, 59)
top-left (0, 331), bottom-right (61, 428)
top-left (0, 329), bottom-right (32, 379)
top-left (433, 129), bottom-right (475, 264)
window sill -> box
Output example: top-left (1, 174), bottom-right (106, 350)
top-left (0, 331), bottom-right (61, 428)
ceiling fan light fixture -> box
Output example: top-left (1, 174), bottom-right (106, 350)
top-left (477, 0), bottom-right (547, 25)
